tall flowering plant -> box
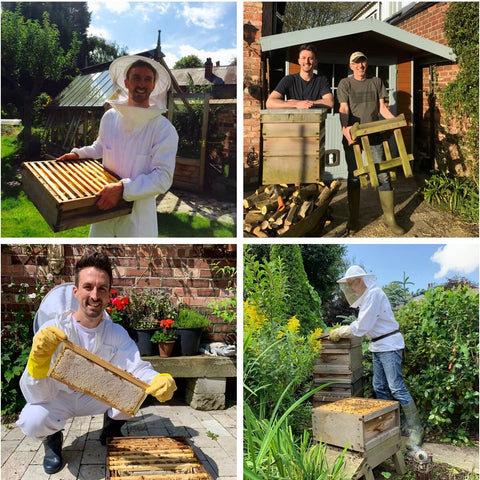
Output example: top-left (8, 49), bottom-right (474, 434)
top-left (107, 289), bottom-right (130, 325)
top-left (151, 319), bottom-right (177, 342)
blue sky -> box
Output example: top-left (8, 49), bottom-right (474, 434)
top-left (87, 1), bottom-right (237, 68)
top-left (344, 242), bottom-right (479, 291)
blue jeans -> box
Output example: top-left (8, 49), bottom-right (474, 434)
top-left (372, 350), bottom-right (413, 406)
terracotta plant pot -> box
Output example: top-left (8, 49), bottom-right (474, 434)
top-left (158, 340), bottom-right (176, 358)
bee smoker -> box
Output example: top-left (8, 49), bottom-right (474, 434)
top-left (411, 449), bottom-right (433, 480)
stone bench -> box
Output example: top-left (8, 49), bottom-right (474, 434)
top-left (142, 355), bottom-right (236, 410)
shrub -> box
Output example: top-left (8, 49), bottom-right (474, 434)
top-left (175, 308), bottom-right (210, 329)
top-left (396, 286), bottom-right (479, 443)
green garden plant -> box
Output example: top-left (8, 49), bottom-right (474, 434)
top-left (396, 286), bottom-right (479, 443)
top-left (175, 308), bottom-right (210, 329)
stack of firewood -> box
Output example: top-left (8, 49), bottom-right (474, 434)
top-left (243, 181), bottom-right (341, 237)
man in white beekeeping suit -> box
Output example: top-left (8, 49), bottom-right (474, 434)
top-left (57, 55), bottom-right (178, 237)
top-left (17, 252), bottom-right (177, 474)
top-left (329, 265), bottom-right (424, 451)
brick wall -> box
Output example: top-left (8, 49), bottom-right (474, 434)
top-left (394, 2), bottom-right (464, 172)
top-left (243, 2), bottom-right (264, 188)
top-left (1, 244), bottom-right (236, 343)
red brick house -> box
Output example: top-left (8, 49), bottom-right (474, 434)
top-left (243, 2), bottom-right (462, 188)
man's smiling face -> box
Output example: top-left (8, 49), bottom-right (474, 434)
top-left (124, 65), bottom-right (156, 107)
top-left (298, 49), bottom-right (317, 74)
top-left (350, 58), bottom-right (367, 80)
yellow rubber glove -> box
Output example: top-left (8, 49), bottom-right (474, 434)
top-left (27, 326), bottom-right (67, 379)
top-left (145, 374), bottom-right (177, 402)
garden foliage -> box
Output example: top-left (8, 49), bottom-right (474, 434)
top-left (396, 286), bottom-right (478, 442)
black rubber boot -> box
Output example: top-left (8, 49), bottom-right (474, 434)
top-left (99, 412), bottom-right (126, 445)
top-left (43, 430), bottom-right (63, 474)
top-left (343, 187), bottom-right (360, 236)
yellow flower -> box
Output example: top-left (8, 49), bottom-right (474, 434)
top-left (309, 328), bottom-right (324, 355)
top-left (286, 315), bottom-right (300, 334)
top-left (243, 300), bottom-right (268, 337)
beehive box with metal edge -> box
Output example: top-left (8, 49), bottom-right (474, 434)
top-left (313, 335), bottom-right (363, 406)
top-left (48, 339), bottom-right (148, 417)
top-left (22, 159), bottom-right (133, 232)
top-left (260, 109), bottom-right (327, 185)
top-left (312, 397), bottom-right (401, 453)
top-left (106, 436), bottom-right (213, 480)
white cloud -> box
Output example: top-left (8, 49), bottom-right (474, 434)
top-left (88, 0), bottom-right (131, 15)
top-left (179, 3), bottom-right (226, 30)
top-left (87, 25), bottom-right (112, 40)
top-left (431, 244), bottom-right (479, 279)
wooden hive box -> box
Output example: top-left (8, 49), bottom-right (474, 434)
top-left (106, 436), bottom-right (213, 480)
top-left (260, 109), bottom-right (327, 185)
top-left (22, 159), bottom-right (133, 232)
top-left (48, 339), bottom-right (149, 417)
top-left (312, 398), bottom-right (400, 453)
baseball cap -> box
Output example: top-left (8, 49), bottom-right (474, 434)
top-left (349, 51), bottom-right (368, 63)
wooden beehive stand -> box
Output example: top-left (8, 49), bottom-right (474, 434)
top-left (350, 113), bottom-right (414, 189)
top-left (312, 398), bottom-right (406, 480)
top-left (22, 159), bottom-right (133, 232)
top-left (243, 181), bottom-right (340, 237)
top-left (106, 436), bottom-right (213, 480)
top-left (313, 335), bottom-right (363, 407)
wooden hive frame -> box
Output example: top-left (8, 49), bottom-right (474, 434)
top-left (48, 339), bottom-right (149, 417)
top-left (106, 436), bottom-right (213, 480)
top-left (22, 159), bottom-right (133, 232)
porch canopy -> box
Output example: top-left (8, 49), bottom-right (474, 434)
top-left (260, 18), bottom-right (455, 66)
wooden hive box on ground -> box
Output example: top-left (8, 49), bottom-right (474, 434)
top-left (260, 109), bottom-right (327, 185)
top-left (48, 339), bottom-right (148, 417)
top-left (106, 436), bottom-right (213, 479)
top-left (22, 159), bottom-right (133, 232)
top-left (312, 398), bottom-right (400, 453)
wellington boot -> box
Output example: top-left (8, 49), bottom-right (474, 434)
top-left (378, 190), bottom-right (405, 235)
top-left (343, 188), bottom-right (360, 236)
top-left (43, 430), bottom-right (63, 474)
top-left (402, 401), bottom-right (424, 450)
top-left (99, 412), bottom-right (126, 445)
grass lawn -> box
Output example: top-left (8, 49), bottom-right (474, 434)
top-left (1, 130), bottom-right (235, 238)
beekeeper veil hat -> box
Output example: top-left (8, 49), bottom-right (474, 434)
top-left (108, 55), bottom-right (171, 110)
top-left (337, 265), bottom-right (376, 307)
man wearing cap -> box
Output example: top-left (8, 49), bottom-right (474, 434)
top-left (337, 52), bottom-right (404, 236)
top-left (266, 44), bottom-right (334, 110)
top-left (57, 55), bottom-right (178, 237)
top-left (329, 265), bottom-right (424, 451)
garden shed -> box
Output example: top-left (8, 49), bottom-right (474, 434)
top-left (44, 49), bottom-right (237, 194)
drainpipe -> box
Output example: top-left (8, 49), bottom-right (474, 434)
top-left (428, 65), bottom-right (435, 169)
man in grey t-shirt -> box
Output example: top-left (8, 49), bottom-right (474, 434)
top-left (337, 52), bottom-right (404, 236)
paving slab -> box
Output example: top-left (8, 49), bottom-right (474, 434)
top-left (1, 402), bottom-right (237, 480)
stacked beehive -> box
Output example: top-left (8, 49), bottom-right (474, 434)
top-left (313, 335), bottom-right (363, 407)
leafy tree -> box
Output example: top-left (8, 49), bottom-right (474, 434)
top-left (1, 8), bottom-right (81, 143)
top-left (86, 36), bottom-right (129, 65)
top-left (441, 2), bottom-right (479, 182)
top-left (441, 275), bottom-right (478, 290)
top-left (173, 54), bottom-right (203, 69)
top-left (282, 2), bottom-right (364, 32)
top-left (270, 244), bottom-right (324, 333)
top-left (383, 272), bottom-right (415, 310)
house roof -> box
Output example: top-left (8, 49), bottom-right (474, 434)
top-left (170, 65), bottom-right (237, 87)
top-left (260, 18), bottom-right (456, 64)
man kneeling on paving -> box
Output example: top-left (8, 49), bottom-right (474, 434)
top-left (16, 252), bottom-right (177, 474)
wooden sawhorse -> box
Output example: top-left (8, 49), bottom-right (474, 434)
top-left (350, 113), bottom-right (414, 189)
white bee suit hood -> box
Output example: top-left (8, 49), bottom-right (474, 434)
top-left (108, 55), bottom-right (171, 132)
top-left (337, 265), bottom-right (376, 307)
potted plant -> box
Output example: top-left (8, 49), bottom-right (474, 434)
top-left (127, 289), bottom-right (176, 356)
top-left (151, 319), bottom-right (178, 357)
top-left (175, 308), bottom-right (211, 356)
top-left (106, 289), bottom-right (130, 328)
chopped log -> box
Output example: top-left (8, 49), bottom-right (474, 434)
top-left (285, 204), bottom-right (300, 226)
top-left (260, 220), bottom-right (271, 230)
top-left (315, 180), bottom-right (341, 207)
top-left (273, 212), bottom-right (287, 226)
top-left (292, 183), bottom-right (320, 202)
top-left (299, 201), bottom-right (313, 219)
top-left (244, 223), bottom-right (253, 233)
top-left (243, 191), bottom-right (272, 209)
top-left (261, 202), bottom-right (279, 215)
top-left (244, 211), bottom-right (265, 224)
top-left (252, 226), bottom-right (269, 238)
top-left (277, 225), bottom-right (290, 235)
top-left (270, 210), bottom-right (287, 222)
